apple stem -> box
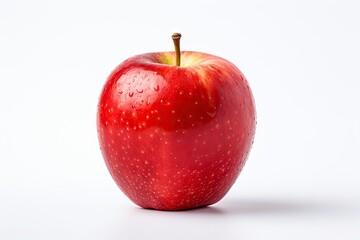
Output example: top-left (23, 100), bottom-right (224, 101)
top-left (172, 33), bottom-right (182, 66)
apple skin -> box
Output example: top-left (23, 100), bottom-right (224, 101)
top-left (97, 51), bottom-right (256, 210)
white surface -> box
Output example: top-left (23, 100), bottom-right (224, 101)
top-left (1, 0), bottom-right (359, 239)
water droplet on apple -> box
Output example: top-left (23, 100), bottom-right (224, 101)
top-left (118, 90), bottom-right (123, 94)
top-left (154, 85), bottom-right (160, 92)
top-left (129, 92), bottom-right (134, 97)
top-left (136, 89), bottom-right (143, 93)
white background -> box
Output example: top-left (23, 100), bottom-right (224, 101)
top-left (1, 0), bottom-right (359, 239)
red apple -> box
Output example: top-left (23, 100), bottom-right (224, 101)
top-left (97, 34), bottom-right (256, 210)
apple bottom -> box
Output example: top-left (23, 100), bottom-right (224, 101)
top-left (100, 114), bottom-right (253, 211)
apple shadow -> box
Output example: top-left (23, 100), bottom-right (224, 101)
top-left (175, 197), bottom-right (330, 217)
top-left (219, 199), bottom-right (317, 214)
top-left (118, 197), bottom-right (342, 240)
top-left (133, 196), bottom-right (335, 217)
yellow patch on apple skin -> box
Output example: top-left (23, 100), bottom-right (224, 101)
top-left (180, 52), bottom-right (208, 67)
top-left (153, 51), bottom-right (241, 88)
top-left (157, 51), bottom-right (211, 67)
top-left (189, 59), bottom-right (222, 84)
top-left (159, 52), bottom-right (175, 65)
top-left (191, 65), bottom-right (212, 85)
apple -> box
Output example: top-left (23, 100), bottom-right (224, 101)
top-left (97, 33), bottom-right (256, 210)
